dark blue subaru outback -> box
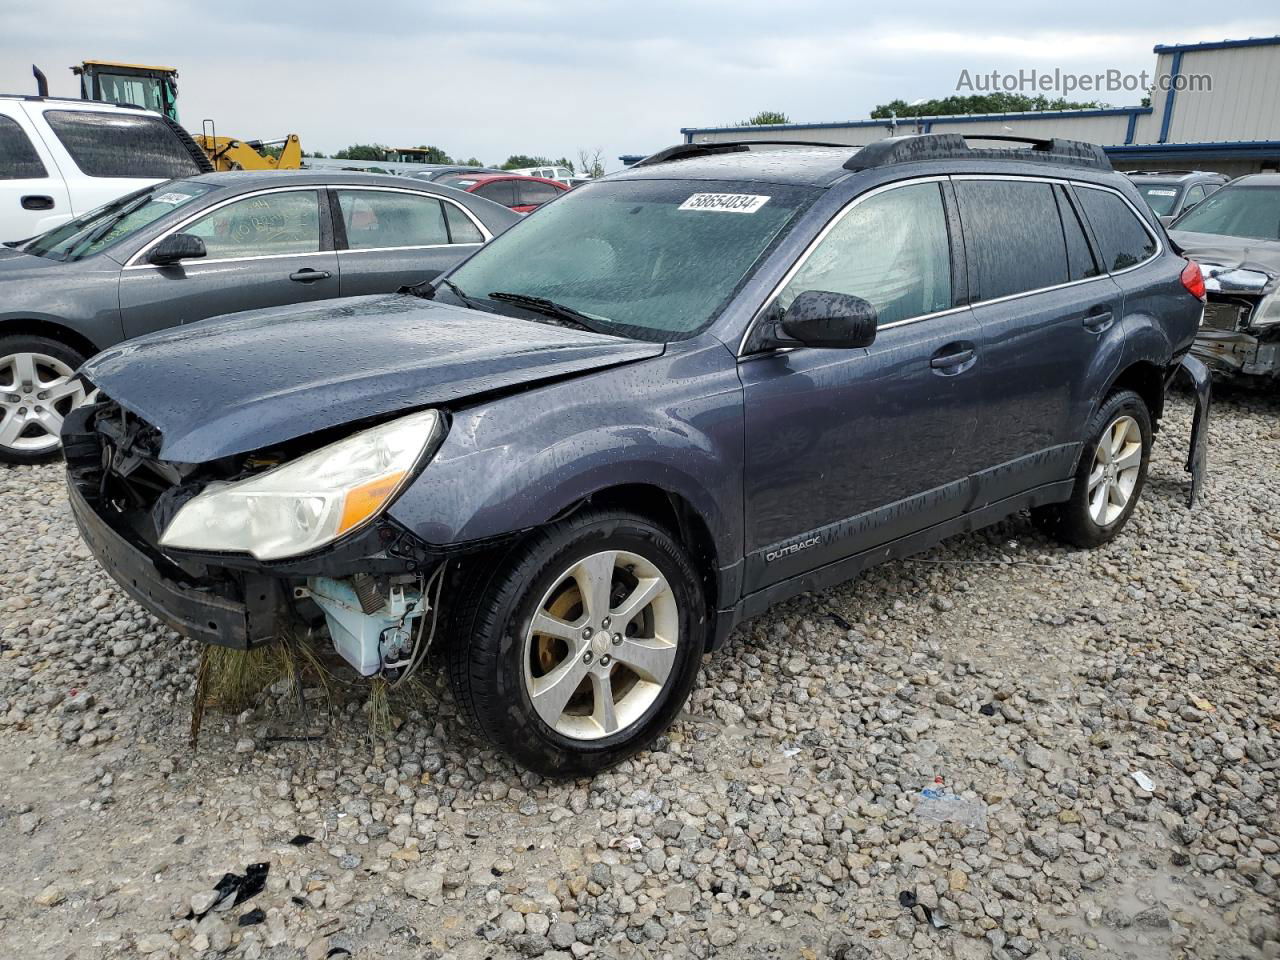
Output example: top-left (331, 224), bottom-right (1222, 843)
top-left (65, 135), bottom-right (1210, 775)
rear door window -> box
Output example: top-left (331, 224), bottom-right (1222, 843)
top-left (1055, 186), bottom-right (1100, 282)
top-left (778, 180), bottom-right (953, 325)
top-left (42, 110), bottom-right (202, 179)
top-left (443, 202), bottom-right (484, 244)
top-left (1074, 186), bottom-right (1158, 271)
top-left (0, 115), bottom-right (48, 180)
top-left (475, 180), bottom-right (517, 206)
top-left (954, 179), bottom-right (1068, 300)
top-left (337, 190), bottom-right (449, 249)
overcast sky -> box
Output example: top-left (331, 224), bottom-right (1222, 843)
top-left (4, 1), bottom-right (1280, 171)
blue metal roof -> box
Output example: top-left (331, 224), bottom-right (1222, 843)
top-left (1105, 140), bottom-right (1280, 161)
top-left (1153, 36), bottom-right (1280, 54)
top-left (681, 107), bottom-right (1151, 139)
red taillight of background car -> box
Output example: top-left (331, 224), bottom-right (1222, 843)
top-left (1180, 259), bottom-right (1206, 301)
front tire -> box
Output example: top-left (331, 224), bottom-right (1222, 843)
top-left (446, 509), bottom-right (706, 777)
top-left (0, 336), bottom-right (89, 465)
top-left (1032, 388), bottom-right (1152, 548)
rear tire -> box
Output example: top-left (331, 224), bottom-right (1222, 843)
top-left (0, 336), bottom-right (89, 465)
top-left (446, 509), bottom-right (706, 777)
top-left (1032, 389), bottom-right (1152, 548)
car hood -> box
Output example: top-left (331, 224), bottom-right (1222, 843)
top-left (82, 293), bottom-right (664, 462)
top-left (1169, 230), bottom-right (1280, 296)
top-left (0, 244), bottom-right (76, 277)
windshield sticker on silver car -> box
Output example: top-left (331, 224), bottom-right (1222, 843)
top-left (678, 193), bottom-right (771, 213)
top-left (1147, 189), bottom-right (1177, 197)
top-left (152, 192), bottom-right (196, 205)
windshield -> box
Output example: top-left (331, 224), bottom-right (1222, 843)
top-left (22, 181), bottom-right (213, 261)
top-left (443, 178), bottom-right (816, 341)
top-left (1134, 182), bottom-right (1181, 217)
top-left (1172, 183), bottom-right (1280, 241)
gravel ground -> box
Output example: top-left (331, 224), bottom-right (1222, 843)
top-left (0, 389), bottom-right (1277, 960)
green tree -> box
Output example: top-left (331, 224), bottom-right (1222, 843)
top-left (334, 143), bottom-right (388, 161)
top-left (501, 154), bottom-right (553, 170)
top-left (870, 94), bottom-right (1105, 119)
top-left (459, 156), bottom-right (483, 166)
top-left (742, 111), bottom-right (790, 126)
top-left (304, 150), bottom-right (327, 159)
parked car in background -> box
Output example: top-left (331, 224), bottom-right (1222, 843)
top-left (1169, 173), bottom-right (1280, 381)
top-left (407, 165), bottom-right (506, 182)
top-left (433, 172), bottom-right (569, 213)
top-left (508, 165), bottom-right (575, 185)
top-left (0, 171), bottom-right (517, 462)
top-left (0, 95), bottom-right (213, 242)
top-left (66, 135), bottom-right (1208, 776)
top-left (1127, 170), bottom-right (1228, 225)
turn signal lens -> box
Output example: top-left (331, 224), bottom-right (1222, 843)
top-left (338, 471), bottom-right (407, 535)
top-left (1180, 259), bottom-right (1206, 301)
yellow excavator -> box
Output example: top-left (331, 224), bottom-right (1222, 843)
top-left (70, 60), bottom-right (303, 171)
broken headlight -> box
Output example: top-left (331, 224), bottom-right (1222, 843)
top-left (1253, 293), bottom-right (1280, 330)
top-left (159, 409), bottom-right (442, 561)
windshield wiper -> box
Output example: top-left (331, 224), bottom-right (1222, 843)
top-left (66, 194), bottom-right (152, 260)
top-left (487, 291), bottom-right (606, 333)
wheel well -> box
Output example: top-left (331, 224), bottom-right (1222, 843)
top-left (1107, 361), bottom-right (1166, 426)
top-left (0, 319), bottom-right (100, 363)
top-left (581, 484), bottom-right (719, 630)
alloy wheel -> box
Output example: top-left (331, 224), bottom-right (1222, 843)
top-left (522, 549), bottom-right (679, 741)
top-left (1087, 414), bottom-right (1142, 526)
top-left (0, 352), bottom-right (88, 455)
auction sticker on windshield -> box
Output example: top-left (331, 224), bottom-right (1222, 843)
top-left (153, 192), bottom-right (199, 205)
top-left (678, 193), bottom-right (771, 213)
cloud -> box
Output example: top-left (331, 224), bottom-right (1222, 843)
top-left (3, 1), bottom-right (1279, 168)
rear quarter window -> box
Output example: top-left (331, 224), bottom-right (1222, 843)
top-left (43, 110), bottom-right (203, 179)
top-left (0, 115), bottom-right (47, 180)
top-left (1074, 186), bottom-right (1157, 272)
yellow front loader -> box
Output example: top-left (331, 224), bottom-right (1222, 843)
top-left (67, 61), bottom-right (304, 172)
top-left (194, 128), bottom-right (304, 172)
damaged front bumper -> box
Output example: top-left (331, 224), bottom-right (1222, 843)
top-left (1191, 266), bottom-right (1280, 378)
top-left (63, 402), bottom-right (456, 675)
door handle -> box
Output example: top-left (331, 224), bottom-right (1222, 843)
top-left (21, 195), bottom-right (54, 211)
top-left (1082, 309), bottom-right (1114, 333)
top-left (289, 268), bottom-right (331, 283)
top-left (930, 346), bottom-right (975, 369)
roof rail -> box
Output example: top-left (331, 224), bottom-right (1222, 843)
top-left (844, 133), bottom-right (1112, 172)
top-left (632, 140), bottom-right (848, 167)
top-left (4, 94), bottom-right (146, 109)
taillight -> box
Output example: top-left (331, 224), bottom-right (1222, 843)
top-left (1180, 259), bottom-right (1206, 301)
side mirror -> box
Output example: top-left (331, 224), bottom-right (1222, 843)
top-left (779, 290), bottom-right (878, 349)
top-left (148, 233), bottom-right (206, 265)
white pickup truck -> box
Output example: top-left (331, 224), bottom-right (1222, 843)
top-left (0, 96), bottom-right (211, 242)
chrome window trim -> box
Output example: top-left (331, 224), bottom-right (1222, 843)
top-left (332, 185), bottom-right (493, 246)
top-left (738, 173), bottom-right (1162, 357)
top-left (124, 185), bottom-right (325, 269)
top-left (125, 184), bottom-right (492, 269)
top-left (336, 242), bottom-right (484, 255)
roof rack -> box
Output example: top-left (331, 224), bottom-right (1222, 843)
top-left (844, 133), bottom-right (1111, 171)
top-left (631, 140), bottom-right (848, 167)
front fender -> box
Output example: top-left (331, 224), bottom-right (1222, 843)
top-left (387, 337), bottom-right (745, 569)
